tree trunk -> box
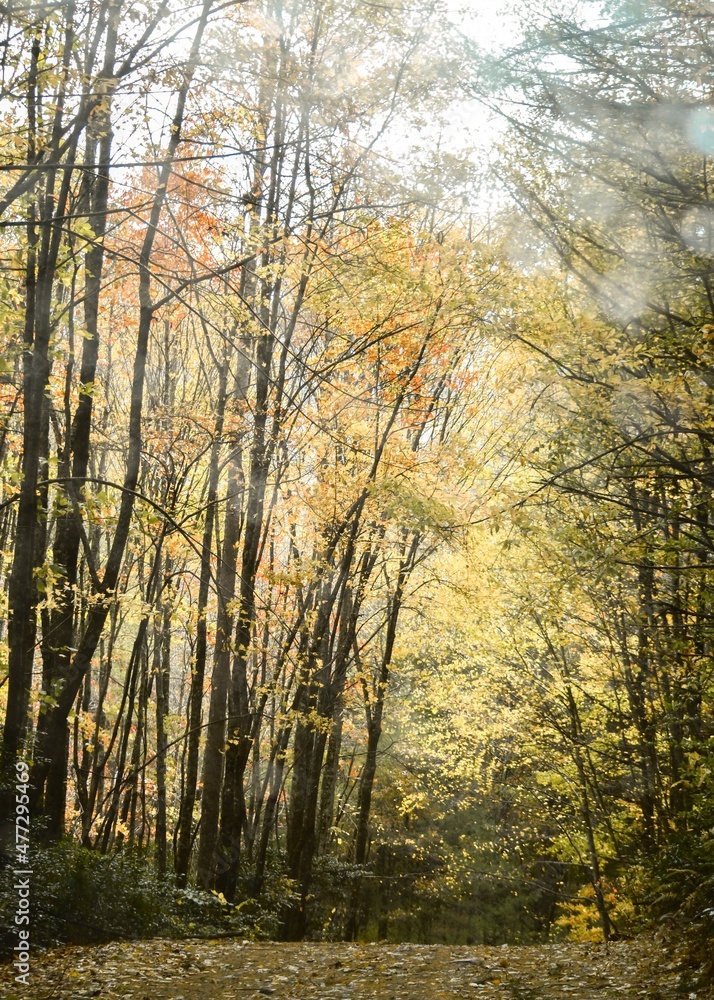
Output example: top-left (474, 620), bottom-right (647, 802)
top-left (175, 359), bottom-right (229, 883)
top-left (155, 558), bottom-right (171, 875)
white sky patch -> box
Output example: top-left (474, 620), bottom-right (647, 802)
top-left (445, 0), bottom-right (522, 53)
top-left (364, 0), bottom-right (522, 218)
top-left (442, 1), bottom-right (525, 214)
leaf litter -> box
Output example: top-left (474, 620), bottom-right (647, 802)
top-left (1, 933), bottom-right (711, 1000)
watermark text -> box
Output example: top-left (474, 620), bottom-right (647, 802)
top-left (13, 759), bottom-right (31, 985)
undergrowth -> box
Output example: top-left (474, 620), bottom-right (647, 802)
top-left (0, 843), bottom-right (295, 957)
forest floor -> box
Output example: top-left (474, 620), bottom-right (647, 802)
top-left (1, 933), bottom-right (711, 1000)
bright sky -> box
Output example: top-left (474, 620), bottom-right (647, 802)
top-left (446, 0), bottom-right (521, 50)
top-left (392, 0), bottom-right (522, 214)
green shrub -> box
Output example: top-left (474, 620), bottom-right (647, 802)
top-left (0, 844), bottom-right (296, 954)
top-left (621, 833), bottom-right (714, 988)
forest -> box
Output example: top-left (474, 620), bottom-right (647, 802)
top-left (0, 0), bottom-right (712, 987)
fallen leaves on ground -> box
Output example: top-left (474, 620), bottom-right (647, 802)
top-left (1, 933), bottom-right (710, 1000)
